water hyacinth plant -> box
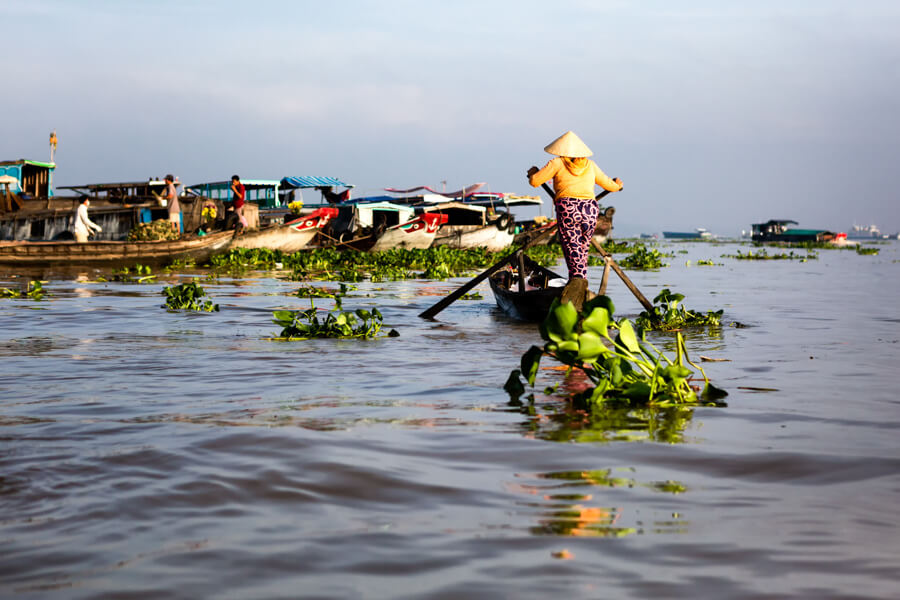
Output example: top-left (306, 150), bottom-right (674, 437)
top-left (272, 306), bottom-right (394, 340)
top-left (0, 280), bottom-right (48, 300)
top-left (504, 297), bottom-right (727, 409)
top-left (162, 281), bottom-right (219, 311)
top-left (634, 288), bottom-right (723, 332)
top-left (617, 246), bottom-right (670, 270)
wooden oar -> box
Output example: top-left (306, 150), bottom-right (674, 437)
top-left (418, 222), bottom-right (558, 319)
top-left (538, 180), bottom-right (656, 315)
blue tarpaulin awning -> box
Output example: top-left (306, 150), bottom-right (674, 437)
top-left (280, 176), bottom-right (353, 189)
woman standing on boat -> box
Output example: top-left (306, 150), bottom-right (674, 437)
top-left (527, 130), bottom-right (623, 308)
top-left (73, 196), bottom-right (102, 242)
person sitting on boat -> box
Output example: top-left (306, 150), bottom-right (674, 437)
top-left (316, 185), bottom-right (350, 204)
top-left (527, 130), bottom-right (623, 310)
top-left (73, 196), bottom-right (102, 243)
top-left (163, 174), bottom-right (181, 233)
top-left (229, 174), bottom-right (247, 234)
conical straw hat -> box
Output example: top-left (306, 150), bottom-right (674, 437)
top-left (544, 130), bottom-right (593, 158)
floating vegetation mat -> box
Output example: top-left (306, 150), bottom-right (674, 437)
top-left (722, 249), bottom-right (817, 261)
top-left (210, 245), bottom-right (567, 282)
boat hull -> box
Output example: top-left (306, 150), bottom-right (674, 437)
top-left (432, 224), bottom-right (514, 252)
top-left (228, 207), bottom-right (338, 252)
top-left (370, 212), bottom-right (446, 252)
top-left (0, 230), bottom-right (235, 266)
top-left (489, 254), bottom-right (565, 322)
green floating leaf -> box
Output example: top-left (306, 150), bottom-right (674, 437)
top-left (576, 330), bottom-right (606, 362)
top-left (615, 319), bottom-right (641, 354)
top-left (521, 345), bottom-right (544, 387)
top-left (701, 382), bottom-right (729, 402)
top-left (544, 300), bottom-right (579, 343)
top-left (582, 294), bottom-right (615, 318)
top-left (504, 369), bottom-right (526, 401)
top-left (582, 306), bottom-right (610, 338)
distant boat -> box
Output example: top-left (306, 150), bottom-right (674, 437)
top-left (751, 220), bottom-right (835, 243)
top-left (847, 224), bottom-right (882, 240)
top-left (662, 228), bottom-right (712, 240)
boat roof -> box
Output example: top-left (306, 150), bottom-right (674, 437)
top-left (753, 219), bottom-right (799, 226)
top-left (354, 201), bottom-right (416, 214)
top-left (58, 180), bottom-right (169, 191)
top-left (417, 201), bottom-right (486, 213)
top-left (186, 179), bottom-right (281, 192)
top-left (379, 189), bottom-right (543, 208)
top-left (280, 176), bottom-right (353, 189)
top-left (0, 159), bottom-right (56, 169)
top-left (464, 193), bottom-right (542, 207)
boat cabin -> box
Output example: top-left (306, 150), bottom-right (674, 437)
top-left (187, 176), bottom-right (353, 227)
top-left (0, 159), bottom-right (55, 202)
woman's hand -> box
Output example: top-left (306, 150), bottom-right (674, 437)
top-left (526, 166), bottom-right (539, 178)
top-left (613, 177), bottom-right (623, 190)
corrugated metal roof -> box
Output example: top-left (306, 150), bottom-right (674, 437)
top-left (280, 176), bottom-right (353, 189)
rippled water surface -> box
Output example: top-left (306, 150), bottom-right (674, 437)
top-left (2, 241), bottom-right (899, 599)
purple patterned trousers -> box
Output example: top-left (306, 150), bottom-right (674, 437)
top-left (555, 197), bottom-right (599, 280)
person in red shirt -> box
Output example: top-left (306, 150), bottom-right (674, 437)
top-left (230, 174), bottom-right (247, 234)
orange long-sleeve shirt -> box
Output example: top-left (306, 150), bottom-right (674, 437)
top-left (529, 157), bottom-right (622, 200)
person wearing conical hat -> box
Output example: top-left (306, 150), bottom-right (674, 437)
top-left (527, 131), bottom-right (623, 309)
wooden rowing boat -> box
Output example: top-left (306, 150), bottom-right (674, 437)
top-left (0, 229), bottom-right (235, 266)
top-left (488, 252), bottom-right (566, 321)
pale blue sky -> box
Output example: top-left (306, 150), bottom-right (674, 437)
top-left (4, 0), bottom-right (899, 235)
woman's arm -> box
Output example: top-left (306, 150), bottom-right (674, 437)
top-left (593, 163), bottom-right (623, 192)
top-left (527, 158), bottom-right (560, 187)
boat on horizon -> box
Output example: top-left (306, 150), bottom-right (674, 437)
top-left (662, 228), bottom-right (713, 240)
top-left (751, 220), bottom-right (836, 243)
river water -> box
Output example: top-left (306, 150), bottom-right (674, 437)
top-left (1, 240), bottom-right (898, 599)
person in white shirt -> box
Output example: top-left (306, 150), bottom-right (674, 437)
top-left (74, 196), bottom-right (102, 242)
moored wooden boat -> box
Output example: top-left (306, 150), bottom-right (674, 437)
top-left (424, 202), bottom-right (515, 252)
top-left (0, 230), bottom-right (235, 266)
top-left (489, 253), bottom-right (566, 321)
top-left (334, 213), bottom-right (447, 252)
top-left (227, 207), bottom-right (338, 252)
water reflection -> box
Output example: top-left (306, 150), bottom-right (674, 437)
top-left (508, 395), bottom-right (698, 444)
top-left (512, 469), bottom-right (690, 538)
